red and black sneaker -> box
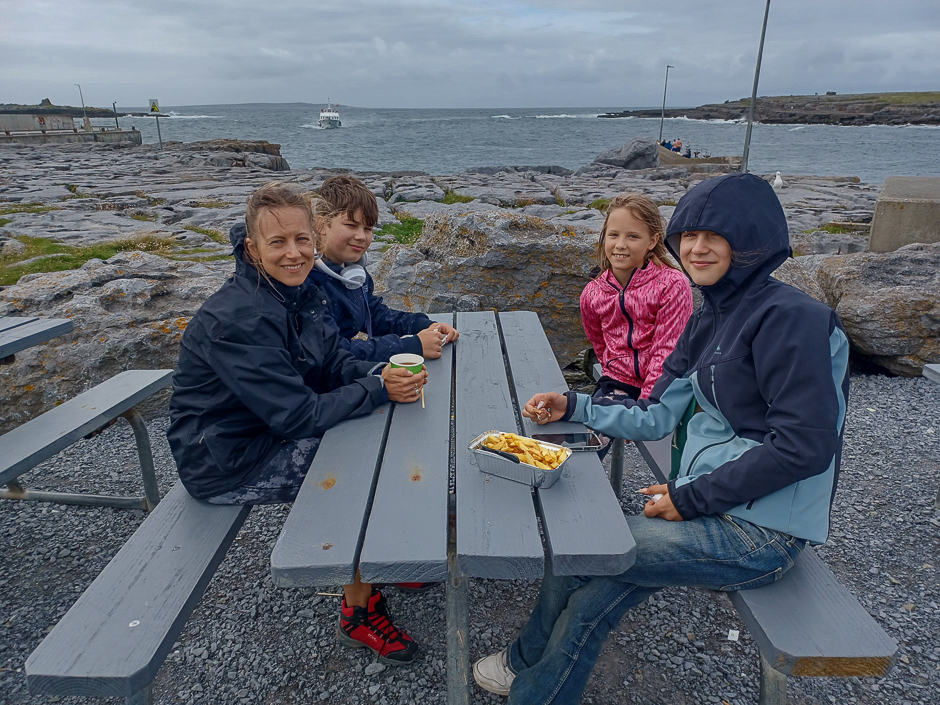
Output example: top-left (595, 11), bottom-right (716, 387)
top-left (337, 590), bottom-right (419, 665)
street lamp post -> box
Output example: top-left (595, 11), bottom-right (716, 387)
top-left (658, 65), bottom-right (675, 144)
top-left (75, 84), bottom-right (89, 131)
top-left (741, 0), bottom-right (771, 173)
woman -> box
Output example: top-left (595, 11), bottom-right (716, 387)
top-left (168, 182), bottom-right (425, 664)
top-left (472, 173), bottom-right (850, 702)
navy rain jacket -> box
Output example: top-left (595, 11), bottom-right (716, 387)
top-left (306, 250), bottom-right (432, 363)
top-left (561, 173), bottom-right (850, 543)
top-left (167, 223), bottom-right (388, 500)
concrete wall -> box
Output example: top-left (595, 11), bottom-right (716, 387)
top-left (868, 176), bottom-right (940, 252)
top-left (0, 129), bottom-right (142, 146)
top-left (0, 114), bottom-right (76, 131)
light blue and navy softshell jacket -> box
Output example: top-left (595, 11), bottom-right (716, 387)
top-left (562, 173), bottom-right (849, 544)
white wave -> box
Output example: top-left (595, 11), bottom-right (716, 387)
top-left (530, 113), bottom-right (597, 119)
top-left (164, 113), bottom-right (223, 119)
top-left (665, 115), bottom-right (746, 125)
top-left (788, 126), bottom-right (808, 131)
top-left (491, 114), bottom-right (521, 119)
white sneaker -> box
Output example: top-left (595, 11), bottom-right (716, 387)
top-left (472, 647), bottom-right (515, 696)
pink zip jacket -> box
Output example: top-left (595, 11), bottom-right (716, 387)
top-left (580, 262), bottom-right (693, 398)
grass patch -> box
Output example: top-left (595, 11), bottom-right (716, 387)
top-left (802, 223), bottom-right (858, 235)
top-left (510, 198), bottom-right (537, 208)
top-left (656, 199), bottom-right (678, 207)
top-left (556, 197), bottom-right (566, 207)
top-left (0, 202), bottom-right (57, 216)
top-left (131, 212), bottom-right (158, 222)
top-left (378, 217), bottom-right (424, 245)
top-left (0, 218), bottom-right (11, 227)
top-left (588, 198), bottom-right (611, 212)
top-left (191, 199), bottom-right (230, 209)
top-left (135, 190), bottom-right (166, 206)
top-left (440, 190), bottom-right (475, 204)
top-left (0, 234), bottom-right (176, 286)
top-left (183, 225), bottom-right (228, 244)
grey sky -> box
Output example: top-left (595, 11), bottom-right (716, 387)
top-left (2, 0), bottom-right (937, 109)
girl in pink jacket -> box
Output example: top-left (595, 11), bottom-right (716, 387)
top-left (581, 193), bottom-right (693, 400)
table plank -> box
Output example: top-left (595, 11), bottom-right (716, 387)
top-left (499, 311), bottom-right (636, 577)
top-left (270, 406), bottom-right (392, 587)
top-left (358, 314), bottom-right (454, 583)
top-left (0, 318), bottom-right (73, 357)
top-left (455, 311), bottom-right (544, 579)
top-left (0, 316), bottom-right (38, 333)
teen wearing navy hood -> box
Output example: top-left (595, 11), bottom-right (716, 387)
top-left (472, 173), bottom-right (850, 703)
top-left (309, 175), bottom-right (458, 363)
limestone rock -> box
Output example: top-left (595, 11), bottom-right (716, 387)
top-left (0, 252), bottom-right (232, 432)
top-left (592, 138), bottom-right (661, 170)
top-left (774, 243), bottom-right (940, 375)
top-left (369, 208), bottom-right (596, 364)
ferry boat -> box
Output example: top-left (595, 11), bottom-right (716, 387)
top-left (318, 102), bottom-right (342, 129)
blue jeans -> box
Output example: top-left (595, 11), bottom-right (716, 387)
top-left (506, 513), bottom-right (806, 705)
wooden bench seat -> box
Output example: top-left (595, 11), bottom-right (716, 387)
top-left (25, 481), bottom-right (251, 705)
top-left (635, 436), bottom-right (898, 704)
top-left (0, 369), bottom-right (173, 511)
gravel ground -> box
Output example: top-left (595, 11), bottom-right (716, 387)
top-left (2, 374), bottom-right (939, 705)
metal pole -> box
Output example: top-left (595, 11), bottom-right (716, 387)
top-left (113, 101), bottom-right (120, 130)
top-left (658, 65), bottom-right (674, 143)
top-left (75, 83), bottom-right (88, 129)
top-left (155, 115), bottom-right (163, 149)
top-left (741, 0), bottom-right (771, 173)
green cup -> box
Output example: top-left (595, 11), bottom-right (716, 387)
top-left (389, 353), bottom-right (424, 373)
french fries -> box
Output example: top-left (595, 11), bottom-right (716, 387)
top-left (482, 432), bottom-right (569, 470)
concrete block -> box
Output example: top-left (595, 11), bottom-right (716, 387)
top-left (868, 176), bottom-right (940, 252)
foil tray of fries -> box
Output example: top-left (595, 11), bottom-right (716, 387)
top-left (468, 430), bottom-right (571, 489)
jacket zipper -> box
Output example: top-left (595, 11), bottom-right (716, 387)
top-left (618, 289), bottom-right (641, 380)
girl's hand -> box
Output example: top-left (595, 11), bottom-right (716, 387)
top-left (522, 392), bottom-right (567, 425)
top-left (640, 484), bottom-right (684, 521)
top-left (417, 328), bottom-right (445, 359)
top-left (382, 365), bottom-right (428, 403)
top-left (431, 322), bottom-right (459, 344)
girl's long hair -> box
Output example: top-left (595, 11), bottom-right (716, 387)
top-left (595, 193), bottom-right (680, 272)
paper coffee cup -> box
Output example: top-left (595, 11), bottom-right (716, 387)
top-left (389, 353), bottom-right (424, 373)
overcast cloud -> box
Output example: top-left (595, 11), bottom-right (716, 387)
top-left (2, 0), bottom-right (938, 109)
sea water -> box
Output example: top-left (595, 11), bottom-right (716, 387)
top-left (102, 103), bottom-right (940, 184)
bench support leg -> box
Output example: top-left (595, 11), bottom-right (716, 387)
top-left (446, 495), bottom-right (470, 705)
top-left (758, 650), bottom-right (787, 705)
top-left (609, 438), bottom-right (624, 500)
top-left (121, 409), bottom-right (161, 510)
top-left (0, 409), bottom-right (160, 511)
top-left (126, 683), bottom-right (153, 705)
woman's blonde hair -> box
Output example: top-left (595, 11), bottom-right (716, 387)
top-left (243, 181), bottom-right (319, 280)
top-left (595, 193), bottom-right (679, 272)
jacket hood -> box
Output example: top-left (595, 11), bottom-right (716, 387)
top-left (664, 173), bottom-right (790, 296)
top-left (229, 221), bottom-right (252, 278)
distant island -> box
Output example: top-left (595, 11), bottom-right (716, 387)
top-left (0, 98), bottom-right (149, 118)
top-left (600, 91), bottom-right (940, 126)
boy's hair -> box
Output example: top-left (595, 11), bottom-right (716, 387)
top-left (244, 181), bottom-right (318, 280)
top-left (315, 175), bottom-right (379, 228)
top-left (595, 193), bottom-right (679, 272)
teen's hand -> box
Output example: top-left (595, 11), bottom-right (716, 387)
top-left (431, 322), bottom-right (459, 344)
top-left (382, 365), bottom-right (427, 403)
top-left (640, 484), bottom-right (684, 521)
top-left (522, 392), bottom-right (568, 425)
top-left (417, 328), bottom-right (445, 359)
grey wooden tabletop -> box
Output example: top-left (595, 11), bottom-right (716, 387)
top-left (271, 310), bottom-right (636, 584)
top-left (0, 316), bottom-right (73, 359)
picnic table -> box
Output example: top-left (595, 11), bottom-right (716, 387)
top-left (0, 315), bottom-right (73, 364)
top-left (270, 310), bottom-right (637, 704)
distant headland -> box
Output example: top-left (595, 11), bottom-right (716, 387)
top-left (599, 91), bottom-right (940, 126)
top-left (0, 98), bottom-right (152, 118)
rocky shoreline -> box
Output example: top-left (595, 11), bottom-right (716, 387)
top-left (600, 92), bottom-right (940, 126)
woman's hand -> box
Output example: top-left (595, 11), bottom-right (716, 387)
top-left (640, 484), bottom-right (684, 521)
top-left (417, 323), bottom-right (459, 359)
top-left (382, 365), bottom-right (428, 403)
top-left (522, 392), bottom-right (568, 425)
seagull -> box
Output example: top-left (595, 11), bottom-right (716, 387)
top-left (772, 171), bottom-right (785, 191)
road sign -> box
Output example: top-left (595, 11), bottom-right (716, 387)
top-left (149, 99), bottom-right (160, 113)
